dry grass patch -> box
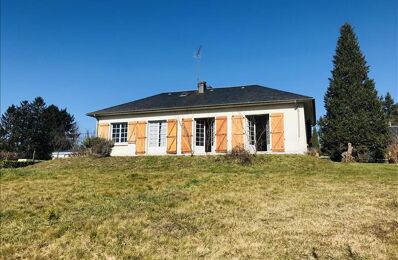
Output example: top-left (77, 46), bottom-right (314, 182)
top-left (0, 155), bottom-right (397, 259)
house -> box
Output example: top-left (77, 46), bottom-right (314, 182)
top-left (87, 82), bottom-right (316, 156)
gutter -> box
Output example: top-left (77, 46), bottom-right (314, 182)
top-left (87, 98), bottom-right (315, 118)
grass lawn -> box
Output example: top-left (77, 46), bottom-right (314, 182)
top-left (0, 155), bottom-right (397, 259)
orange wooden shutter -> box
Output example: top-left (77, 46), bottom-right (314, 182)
top-left (98, 123), bottom-right (109, 139)
top-left (232, 115), bottom-right (244, 151)
top-left (167, 119), bottom-right (177, 154)
top-left (181, 118), bottom-right (192, 154)
top-left (135, 121), bottom-right (147, 155)
top-left (215, 116), bottom-right (227, 153)
top-left (128, 122), bottom-right (137, 143)
top-left (271, 113), bottom-right (285, 152)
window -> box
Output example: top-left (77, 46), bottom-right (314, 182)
top-left (195, 118), bottom-right (214, 151)
top-left (246, 115), bottom-right (269, 151)
top-left (148, 121), bottom-right (166, 147)
top-left (111, 123), bottom-right (127, 143)
top-left (247, 117), bottom-right (255, 145)
top-left (208, 121), bottom-right (214, 146)
top-left (195, 120), bottom-right (205, 146)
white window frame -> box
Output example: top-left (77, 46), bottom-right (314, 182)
top-left (147, 120), bottom-right (167, 154)
top-left (111, 122), bottom-right (128, 144)
top-left (246, 117), bottom-right (256, 153)
top-left (195, 120), bottom-right (205, 147)
top-left (194, 118), bottom-right (215, 154)
top-left (245, 115), bottom-right (271, 152)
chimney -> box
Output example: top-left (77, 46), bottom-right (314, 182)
top-left (197, 81), bottom-right (207, 93)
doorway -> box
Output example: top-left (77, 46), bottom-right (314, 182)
top-left (195, 118), bottom-right (215, 153)
top-left (246, 115), bottom-right (270, 152)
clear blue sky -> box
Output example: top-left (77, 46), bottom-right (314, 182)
top-left (1, 0), bottom-right (397, 133)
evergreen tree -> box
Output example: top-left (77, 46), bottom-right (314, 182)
top-left (391, 103), bottom-right (398, 126)
top-left (310, 127), bottom-right (320, 149)
top-left (43, 105), bottom-right (79, 153)
top-left (319, 23), bottom-right (389, 161)
top-left (382, 92), bottom-right (394, 125)
top-left (0, 97), bottom-right (79, 159)
top-left (29, 97), bottom-right (50, 159)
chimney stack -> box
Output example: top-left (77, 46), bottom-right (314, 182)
top-left (197, 81), bottom-right (207, 93)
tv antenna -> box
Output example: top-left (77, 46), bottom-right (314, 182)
top-left (194, 45), bottom-right (202, 83)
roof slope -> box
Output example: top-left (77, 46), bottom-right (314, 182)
top-left (87, 85), bottom-right (313, 116)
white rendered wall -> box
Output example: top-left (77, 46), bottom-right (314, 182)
top-left (110, 144), bottom-right (135, 156)
top-left (97, 103), bottom-right (309, 156)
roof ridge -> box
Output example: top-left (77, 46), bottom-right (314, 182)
top-left (159, 84), bottom-right (262, 95)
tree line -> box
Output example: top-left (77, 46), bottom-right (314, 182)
top-left (0, 97), bottom-right (79, 160)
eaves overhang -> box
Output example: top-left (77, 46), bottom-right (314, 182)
top-left (86, 98), bottom-right (315, 118)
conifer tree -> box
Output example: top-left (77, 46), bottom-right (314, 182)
top-left (0, 97), bottom-right (79, 159)
top-left (391, 103), bottom-right (398, 126)
top-left (310, 127), bottom-right (320, 149)
top-left (319, 23), bottom-right (389, 161)
top-left (382, 92), bottom-right (394, 125)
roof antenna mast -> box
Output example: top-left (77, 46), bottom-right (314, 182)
top-left (194, 45), bottom-right (202, 83)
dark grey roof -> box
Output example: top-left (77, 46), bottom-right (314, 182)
top-left (87, 85), bottom-right (313, 117)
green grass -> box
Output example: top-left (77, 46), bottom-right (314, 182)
top-left (1, 155), bottom-right (397, 259)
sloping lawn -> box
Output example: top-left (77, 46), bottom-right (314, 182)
top-left (0, 155), bottom-right (397, 259)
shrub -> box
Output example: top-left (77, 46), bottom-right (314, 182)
top-left (307, 147), bottom-right (320, 157)
top-left (225, 148), bottom-right (254, 165)
top-left (0, 151), bottom-right (19, 160)
top-left (355, 145), bottom-right (382, 163)
top-left (81, 137), bottom-right (114, 157)
top-left (0, 160), bottom-right (36, 168)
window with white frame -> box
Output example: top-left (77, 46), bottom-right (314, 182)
top-left (247, 117), bottom-right (255, 145)
top-left (148, 121), bottom-right (166, 147)
top-left (195, 120), bottom-right (205, 146)
top-left (209, 121), bottom-right (214, 146)
top-left (111, 123), bottom-right (128, 143)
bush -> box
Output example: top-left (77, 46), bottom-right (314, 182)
top-left (307, 147), bottom-right (320, 157)
top-left (386, 138), bottom-right (398, 164)
top-left (355, 145), bottom-right (384, 163)
top-left (0, 160), bottom-right (36, 168)
top-left (0, 151), bottom-right (19, 160)
top-left (225, 148), bottom-right (254, 165)
top-left (81, 137), bottom-right (114, 157)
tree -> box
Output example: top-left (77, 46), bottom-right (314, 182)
top-left (43, 105), bottom-right (79, 153)
top-left (0, 97), bottom-right (79, 159)
top-left (29, 97), bottom-right (50, 159)
top-left (382, 92), bottom-right (395, 125)
top-left (319, 23), bottom-right (389, 161)
top-left (310, 127), bottom-right (320, 149)
top-left (391, 103), bottom-right (398, 126)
